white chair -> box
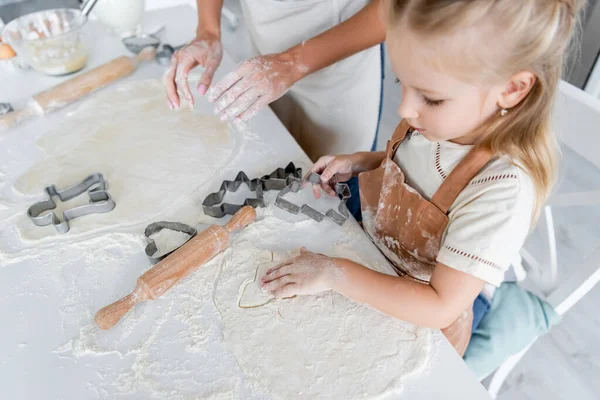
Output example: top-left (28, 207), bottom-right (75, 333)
top-left (485, 81), bottom-right (600, 397)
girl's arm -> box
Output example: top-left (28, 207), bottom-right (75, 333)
top-left (261, 250), bottom-right (485, 329)
top-left (334, 259), bottom-right (485, 329)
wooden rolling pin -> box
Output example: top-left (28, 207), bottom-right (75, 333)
top-left (94, 206), bottom-right (257, 330)
top-left (0, 47), bottom-right (157, 131)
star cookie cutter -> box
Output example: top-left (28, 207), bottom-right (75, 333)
top-left (202, 162), bottom-right (302, 218)
top-left (274, 173), bottom-right (351, 226)
top-left (26, 173), bottom-right (116, 234)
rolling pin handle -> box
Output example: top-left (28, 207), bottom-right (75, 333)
top-left (94, 287), bottom-right (142, 330)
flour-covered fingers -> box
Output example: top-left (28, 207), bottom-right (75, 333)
top-left (263, 262), bottom-right (289, 279)
top-left (262, 263), bottom-right (293, 282)
top-left (234, 100), bottom-right (265, 122)
top-left (218, 87), bottom-right (262, 120)
top-left (261, 274), bottom-right (295, 293)
top-left (272, 283), bottom-right (299, 299)
top-left (164, 56), bottom-right (180, 109)
top-left (319, 169), bottom-right (339, 197)
top-left (214, 77), bottom-right (254, 115)
top-left (307, 156), bottom-right (333, 177)
top-left (319, 162), bottom-right (341, 183)
top-left (304, 155), bottom-right (334, 193)
top-left (198, 58), bottom-right (219, 96)
top-left (208, 69), bottom-right (244, 103)
top-left (175, 54), bottom-right (197, 108)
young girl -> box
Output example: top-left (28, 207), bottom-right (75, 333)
top-left (260, 0), bottom-right (583, 355)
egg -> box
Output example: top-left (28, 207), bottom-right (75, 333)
top-left (0, 43), bottom-right (17, 59)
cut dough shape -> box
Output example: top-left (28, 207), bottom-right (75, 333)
top-left (237, 249), bottom-right (301, 309)
top-left (238, 260), bottom-right (275, 309)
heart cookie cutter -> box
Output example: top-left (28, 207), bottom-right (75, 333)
top-left (274, 173), bottom-right (351, 226)
top-left (27, 173), bottom-right (116, 234)
top-left (144, 221), bottom-right (198, 264)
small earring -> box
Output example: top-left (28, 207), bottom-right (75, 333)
top-left (501, 108), bottom-right (508, 116)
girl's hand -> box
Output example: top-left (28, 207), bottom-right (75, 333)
top-left (260, 248), bottom-right (342, 299)
top-left (164, 33), bottom-right (223, 109)
top-left (306, 154), bottom-right (359, 198)
top-left (208, 52), bottom-right (306, 122)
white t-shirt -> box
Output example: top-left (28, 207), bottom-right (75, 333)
top-left (392, 131), bottom-right (535, 287)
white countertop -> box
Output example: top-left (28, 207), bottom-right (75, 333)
top-left (0, 5), bottom-right (490, 399)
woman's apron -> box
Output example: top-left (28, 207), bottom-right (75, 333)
top-left (240, 0), bottom-right (381, 161)
top-left (359, 120), bottom-right (493, 355)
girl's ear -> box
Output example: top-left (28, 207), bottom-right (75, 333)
top-left (498, 71), bottom-right (537, 109)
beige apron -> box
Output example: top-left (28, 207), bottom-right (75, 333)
top-left (359, 120), bottom-right (493, 355)
top-left (240, 0), bottom-right (381, 161)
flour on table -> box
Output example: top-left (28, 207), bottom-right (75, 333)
top-left (9, 79), bottom-right (240, 243)
top-left (5, 193), bottom-right (432, 398)
top-left (44, 232), bottom-right (245, 399)
top-left (212, 209), bottom-right (433, 399)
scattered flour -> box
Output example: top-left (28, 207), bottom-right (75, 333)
top-left (41, 206), bottom-right (433, 399)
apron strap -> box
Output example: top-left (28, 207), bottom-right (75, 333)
top-left (386, 120), bottom-right (413, 159)
top-left (431, 146), bottom-right (494, 214)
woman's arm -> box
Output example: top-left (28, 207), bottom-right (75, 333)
top-left (262, 251), bottom-right (485, 329)
top-left (208, 0), bottom-right (387, 121)
top-left (284, 0), bottom-right (386, 77)
top-left (196, 0), bottom-right (223, 39)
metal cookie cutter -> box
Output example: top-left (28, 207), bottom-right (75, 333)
top-left (202, 162), bottom-right (302, 218)
top-left (27, 173), bottom-right (116, 233)
top-left (274, 173), bottom-right (351, 226)
top-left (144, 221), bottom-right (198, 264)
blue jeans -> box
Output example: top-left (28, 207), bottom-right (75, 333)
top-left (345, 44), bottom-right (385, 222)
top-left (471, 293), bottom-right (491, 332)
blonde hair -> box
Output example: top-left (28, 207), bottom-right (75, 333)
top-left (387, 0), bottom-right (584, 223)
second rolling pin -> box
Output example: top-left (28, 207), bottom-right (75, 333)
top-left (94, 206), bottom-right (257, 330)
top-left (0, 47), bottom-right (157, 131)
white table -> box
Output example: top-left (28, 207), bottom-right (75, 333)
top-left (0, 5), bottom-right (490, 399)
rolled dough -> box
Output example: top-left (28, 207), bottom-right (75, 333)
top-left (11, 79), bottom-right (239, 242)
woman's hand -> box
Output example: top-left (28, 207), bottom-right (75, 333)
top-left (164, 32), bottom-right (223, 109)
top-left (208, 52), bottom-right (306, 122)
top-left (260, 248), bottom-right (342, 299)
